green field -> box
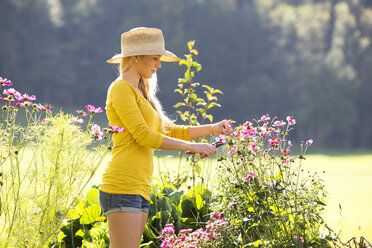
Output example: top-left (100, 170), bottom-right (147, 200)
top-left (90, 152), bottom-right (372, 242)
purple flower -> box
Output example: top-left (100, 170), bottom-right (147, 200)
top-left (180, 229), bottom-right (193, 234)
top-left (91, 124), bottom-right (103, 140)
top-left (0, 77), bottom-right (12, 86)
top-left (85, 104), bottom-right (103, 114)
top-left (286, 116), bottom-right (296, 125)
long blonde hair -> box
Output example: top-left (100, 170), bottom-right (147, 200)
top-left (119, 56), bottom-right (174, 132)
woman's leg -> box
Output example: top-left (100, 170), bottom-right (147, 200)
top-left (140, 211), bottom-right (149, 235)
top-left (107, 212), bottom-right (143, 248)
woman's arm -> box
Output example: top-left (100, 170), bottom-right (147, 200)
top-left (159, 135), bottom-right (217, 157)
top-left (188, 120), bottom-right (233, 140)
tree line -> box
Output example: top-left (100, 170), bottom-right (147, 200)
top-left (1, 0), bottom-right (372, 149)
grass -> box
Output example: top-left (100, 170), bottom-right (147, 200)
top-left (61, 150), bottom-right (372, 243)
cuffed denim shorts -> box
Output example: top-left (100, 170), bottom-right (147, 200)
top-left (99, 190), bottom-right (150, 215)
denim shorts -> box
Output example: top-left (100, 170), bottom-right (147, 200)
top-left (99, 190), bottom-right (150, 215)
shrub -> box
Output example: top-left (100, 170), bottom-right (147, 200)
top-left (212, 115), bottom-right (338, 247)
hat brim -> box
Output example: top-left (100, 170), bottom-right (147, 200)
top-left (106, 50), bottom-right (180, 63)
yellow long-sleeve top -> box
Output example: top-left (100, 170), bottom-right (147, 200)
top-left (99, 80), bottom-right (191, 200)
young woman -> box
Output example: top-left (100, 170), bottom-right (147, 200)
top-left (99, 27), bottom-right (233, 248)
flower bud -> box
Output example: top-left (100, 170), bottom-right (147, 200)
top-left (2, 106), bottom-right (7, 111)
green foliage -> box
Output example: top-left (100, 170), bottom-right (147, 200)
top-left (0, 81), bottom-right (111, 247)
top-left (142, 176), bottom-right (213, 247)
top-left (52, 187), bottom-right (109, 248)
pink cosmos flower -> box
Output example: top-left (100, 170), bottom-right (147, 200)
top-left (19, 94), bottom-right (36, 101)
top-left (300, 237), bottom-right (304, 242)
top-left (269, 138), bottom-right (281, 146)
top-left (180, 229), bottom-right (193, 234)
top-left (91, 124), bottom-right (103, 140)
top-left (0, 96), bottom-right (11, 102)
top-left (273, 120), bottom-right (286, 127)
top-left (258, 114), bottom-right (270, 122)
top-left (41, 119), bottom-right (50, 123)
top-left (228, 145), bottom-right (238, 155)
top-left (14, 102), bottom-right (24, 108)
top-left (37, 104), bottom-right (52, 113)
top-left (306, 139), bottom-right (313, 146)
top-left (288, 140), bottom-right (292, 147)
top-left (109, 125), bottom-right (125, 133)
top-left (76, 109), bottom-right (88, 117)
top-left (281, 148), bottom-right (291, 156)
top-left (85, 104), bottom-right (103, 114)
top-left (3, 88), bottom-right (21, 100)
top-left (69, 118), bottom-right (84, 124)
top-left (294, 235), bottom-right (298, 239)
top-left (0, 77), bottom-right (12, 86)
top-left (286, 116), bottom-right (296, 125)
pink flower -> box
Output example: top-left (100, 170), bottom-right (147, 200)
top-left (228, 145), bottom-right (238, 155)
top-left (286, 116), bottom-right (296, 125)
top-left (294, 235), bottom-right (298, 239)
top-left (19, 94), bottom-right (36, 101)
top-left (258, 114), bottom-right (270, 122)
top-left (269, 138), bottom-right (281, 146)
top-left (300, 237), bottom-right (304, 242)
top-left (273, 120), bottom-right (286, 127)
top-left (41, 119), bottom-right (50, 124)
top-left (76, 109), bottom-right (88, 117)
top-left (109, 125), bottom-right (125, 133)
top-left (3, 88), bottom-right (21, 100)
top-left (14, 102), bottom-right (24, 108)
top-left (180, 229), bottom-right (193, 234)
top-left (288, 140), bottom-right (292, 147)
top-left (68, 118), bottom-right (84, 124)
top-left (211, 212), bottom-right (220, 219)
top-left (85, 104), bottom-right (103, 114)
top-left (306, 139), bottom-right (313, 146)
top-left (37, 104), bottom-right (52, 113)
top-left (161, 226), bottom-right (175, 235)
top-left (91, 124), bottom-right (103, 140)
top-left (0, 77), bottom-right (12, 86)
top-left (281, 148), bottom-right (291, 156)
top-left (228, 203), bottom-right (233, 209)
top-left (243, 172), bottom-right (256, 182)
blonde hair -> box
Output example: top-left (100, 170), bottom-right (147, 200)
top-left (119, 56), bottom-right (174, 132)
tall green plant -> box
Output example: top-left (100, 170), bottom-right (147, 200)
top-left (171, 40), bottom-right (223, 187)
top-left (0, 78), bottom-right (113, 247)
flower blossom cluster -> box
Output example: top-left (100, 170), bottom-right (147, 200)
top-left (160, 212), bottom-right (228, 248)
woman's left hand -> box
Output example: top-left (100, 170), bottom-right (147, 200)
top-left (211, 120), bottom-right (234, 136)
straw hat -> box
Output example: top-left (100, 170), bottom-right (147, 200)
top-left (106, 27), bottom-right (180, 63)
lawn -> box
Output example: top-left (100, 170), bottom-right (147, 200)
top-left (91, 152), bottom-right (372, 242)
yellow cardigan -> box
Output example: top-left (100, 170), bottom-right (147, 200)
top-left (99, 80), bottom-right (191, 200)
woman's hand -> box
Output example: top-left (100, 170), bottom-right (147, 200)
top-left (188, 143), bottom-right (217, 158)
top-left (210, 120), bottom-right (234, 136)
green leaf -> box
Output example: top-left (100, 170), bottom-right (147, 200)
top-left (206, 115), bottom-right (213, 123)
top-left (173, 102), bottom-right (185, 108)
top-left (174, 89), bottom-right (183, 95)
top-left (80, 204), bottom-right (101, 224)
top-left (75, 229), bottom-right (85, 238)
top-left (207, 102), bottom-right (221, 109)
top-left (86, 188), bottom-right (99, 206)
top-left (202, 85), bottom-right (212, 92)
top-left (213, 89), bottom-right (223, 95)
top-left (184, 71), bottom-right (191, 82)
top-left (179, 60), bottom-right (188, 66)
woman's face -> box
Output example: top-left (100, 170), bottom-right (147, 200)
top-left (135, 55), bottom-right (162, 79)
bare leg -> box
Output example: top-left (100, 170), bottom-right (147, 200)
top-left (107, 212), bottom-right (143, 248)
top-left (140, 211), bottom-right (149, 235)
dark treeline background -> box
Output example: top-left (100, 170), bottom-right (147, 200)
top-left (1, 0), bottom-right (372, 149)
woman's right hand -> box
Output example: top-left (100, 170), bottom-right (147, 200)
top-left (188, 143), bottom-right (217, 158)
